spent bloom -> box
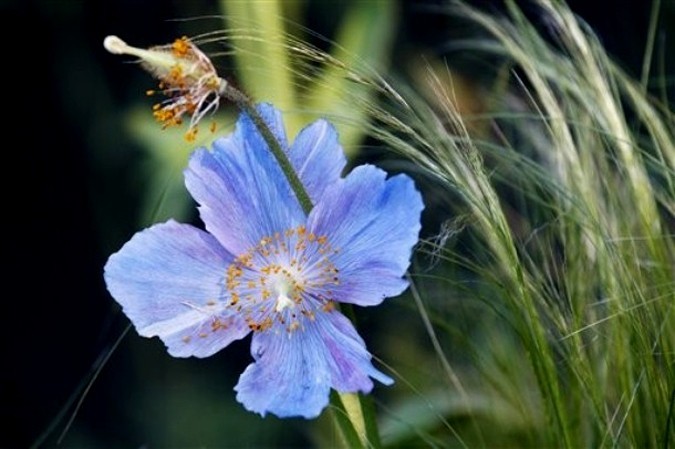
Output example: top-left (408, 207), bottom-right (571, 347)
top-left (104, 35), bottom-right (225, 141)
top-left (104, 104), bottom-right (424, 418)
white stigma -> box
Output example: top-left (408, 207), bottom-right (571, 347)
top-left (274, 278), bottom-right (296, 313)
top-left (102, 35), bottom-right (160, 63)
top-left (103, 35), bottom-right (129, 55)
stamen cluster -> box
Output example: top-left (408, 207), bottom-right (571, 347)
top-left (145, 37), bottom-right (223, 141)
top-left (103, 35), bottom-right (225, 141)
top-left (224, 225), bottom-right (340, 334)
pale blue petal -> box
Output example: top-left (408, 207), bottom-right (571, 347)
top-left (184, 105), bottom-right (304, 256)
top-left (104, 220), bottom-right (250, 357)
top-left (307, 165), bottom-right (423, 306)
top-left (320, 311), bottom-right (394, 390)
top-left (234, 310), bottom-right (391, 418)
top-left (234, 326), bottom-right (331, 419)
top-left (289, 119), bottom-right (346, 203)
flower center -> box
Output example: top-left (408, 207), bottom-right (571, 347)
top-left (224, 225), bottom-right (340, 333)
top-left (272, 275), bottom-right (295, 312)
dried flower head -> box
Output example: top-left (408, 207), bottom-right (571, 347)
top-left (104, 35), bottom-right (226, 141)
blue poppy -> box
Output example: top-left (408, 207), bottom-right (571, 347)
top-left (104, 104), bottom-right (424, 418)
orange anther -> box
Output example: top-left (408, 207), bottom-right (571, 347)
top-left (185, 127), bottom-right (198, 142)
top-left (172, 36), bottom-right (190, 57)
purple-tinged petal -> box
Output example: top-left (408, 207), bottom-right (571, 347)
top-left (234, 310), bottom-right (391, 418)
top-left (320, 311), bottom-right (393, 390)
top-left (104, 220), bottom-right (250, 357)
top-left (289, 119), bottom-right (346, 203)
top-left (307, 165), bottom-right (423, 306)
top-left (184, 106), bottom-right (304, 256)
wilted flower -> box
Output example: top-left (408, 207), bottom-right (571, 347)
top-left (104, 104), bottom-right (424, 418)
top-left (103, 35), bottom-right (225, 141)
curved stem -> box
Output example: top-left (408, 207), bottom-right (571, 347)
top-left (222, 83), bottom-right (314, 215)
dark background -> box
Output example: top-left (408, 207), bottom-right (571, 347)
top-left (3, 0), bottom-right (671, 447)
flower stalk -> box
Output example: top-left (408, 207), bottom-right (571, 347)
top-left (234, 99), bottom-right (314, 215)
top-left (103, 35), bottom-right (314, 214)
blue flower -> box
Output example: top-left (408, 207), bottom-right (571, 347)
top-left (104, 104), bottom-right (424, 418)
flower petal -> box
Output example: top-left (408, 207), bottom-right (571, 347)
top-left (289, 119), bottom-right (346, 203)
top-left (320, 311), bottom-right (394, 390)
top-left (104, 220), bottom-right (250, 357)
top-left (184, 105), bottom-right (304, 256)
top-left (234, 329), bottom-right (330, 419)
top-left (234, 310), bottom-right (391, 418)
top-left (308, 165), bottom-right (423, 306)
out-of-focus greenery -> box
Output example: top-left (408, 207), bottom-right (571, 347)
top-left (336, 1), bottom-right (674, 447)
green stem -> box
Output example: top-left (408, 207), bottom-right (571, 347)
top-left (335, 303), bottom-right (383, 448)
top-left (330, 391), bottom-right (367, 449)
top-left (221, 81), bottom-right (382, 448)
top-left (222, 82), bottom-right (313, 215)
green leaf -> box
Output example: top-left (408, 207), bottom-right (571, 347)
top-left (305, 0), bottom-right (397, 154)
top-left (220, 0), bottom-right (301, 136)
